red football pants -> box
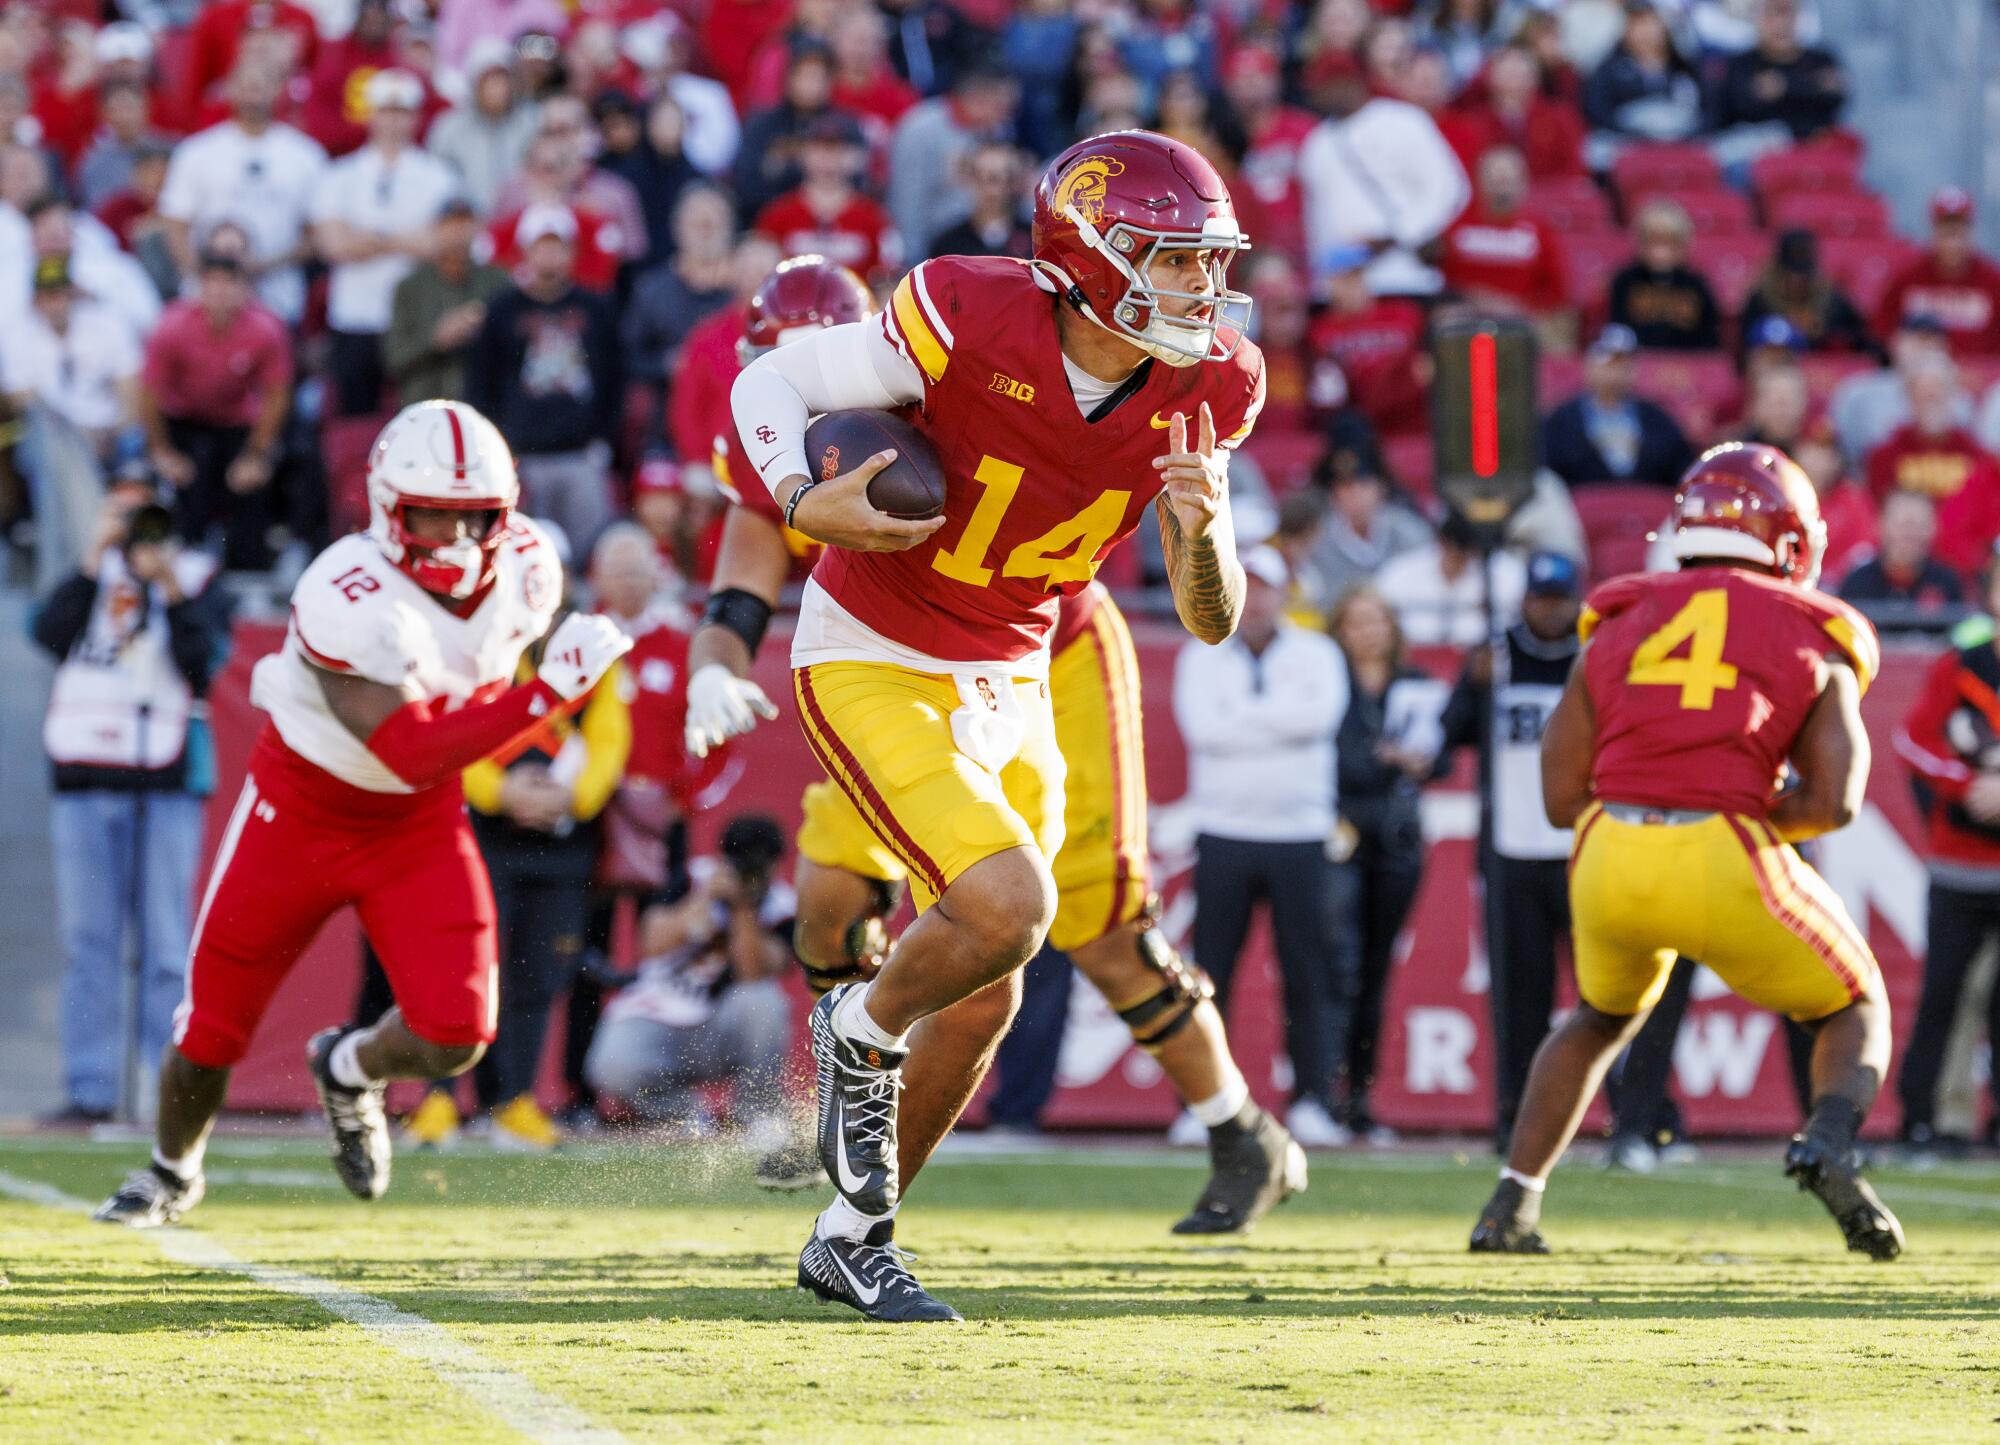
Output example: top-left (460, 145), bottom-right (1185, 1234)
top-left (172, 728), bottom-right (500, 1069)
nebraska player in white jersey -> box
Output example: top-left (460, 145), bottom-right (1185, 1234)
top-left (96, 401), bottom-right (632, 1228)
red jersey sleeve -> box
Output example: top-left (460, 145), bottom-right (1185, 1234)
top-left (1577, 574), bottom-right (1650, 644)
top-left (1782, 586), bottom-right (1882, 696)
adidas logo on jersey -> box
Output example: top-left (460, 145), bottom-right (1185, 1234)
top-left (989, 372), bottom-right (1036, 404)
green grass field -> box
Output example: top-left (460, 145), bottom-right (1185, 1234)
top-left (1, 1134), bottom-right (1996, 1443)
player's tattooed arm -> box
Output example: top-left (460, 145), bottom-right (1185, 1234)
top-left (1154, 404), bottom-right (1243, 644)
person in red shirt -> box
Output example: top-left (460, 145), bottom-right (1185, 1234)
top-left (1442, 145), bottom-right (1570, 325)
top-left (484, 138), bottom-right (624, 294)
top-left (1451, 44), bottom-right (1586, 180)
top-left (752, 112), bottom-right (901, 284)
top-left (1794, 415), bottom-right (1877, 584)
top-left (1243, 257), bottom-right (1313, 437)
top-left (1873, 187), bottom-right (2000, 356)
top-left (1308, 244), bottom-right (1429, 437)
top-left (33, 21), bottom-right (151, 169)
top-left (1865, 354), bottom-right (2000, 579)
top-left (1218, 42), bottom-right (1318, 271)
top-left (140, 238), bottom-right (295, 570)
top-left (183, 0), bottom-right (319, 124)
top-left (298, 0), bottom-right (444, 157)
top-left (828, 4), bottom-right (918, 135)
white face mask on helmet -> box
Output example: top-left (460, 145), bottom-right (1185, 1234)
top-left (366, 400), bottom-right (520, 599)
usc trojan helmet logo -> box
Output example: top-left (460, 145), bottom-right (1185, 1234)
top-left (1053, 155), bottom-right (1126, 228)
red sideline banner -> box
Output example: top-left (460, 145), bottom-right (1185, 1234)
top-left (207, 618), bottom-right (1941, 1139)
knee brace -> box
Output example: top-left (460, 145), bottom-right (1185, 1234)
top-left (795, 878), bottom-right (905, 998)
top-left (1115, 913), bottom-right (1215, 1053)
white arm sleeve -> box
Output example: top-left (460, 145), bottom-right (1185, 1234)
top-left (729, 321), bottom-right (927, 500)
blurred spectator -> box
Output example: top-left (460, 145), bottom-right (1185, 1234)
top-left (1874, 188), bottom-right (2000, 357)
top-left (754, 112), bottom-right (901, 283)
top-left (1422, 0), bottom-right (1510, 88)
top-left (1440, 147), bottom-right (1572, 345)
top-left (309, 70), bottom-right (456, 418)
top-left (927, 141), bottom-right (1030, 260)
top-left (1541, 324), bottom-right (1694, 487)
top-left (1216, 41), bottom-right (1317, 271)
top-left (485, 139), bottom-right (626, 294)
top-left (1712, 0), bottom-right (1846, 142)
top-left (299, 0), bottom-right (417, 158)
top-left (33, 21), bottom-right (151, 172)
top-left (459, 594), bottom-right (632, 1152)
top-left (1894, 575), bottom-right (2000, 1151)
top-left (383, 197), bottom-right (508, 406)
top-left (33, 484), bottom-right (228, 1125)
top-left (1456, 44), bottom-right (1587, 179)
top-left (1154, 67), bottom-right (1229, 172)
top-left (586, 814), bottom-right (793, 1139)
top-left (1794, 415), bottom-right (1878, 583)
top-left (1866, 355), bottom-right (2000, 580)
top-left (625, 186), bottom-right (740, 403)
top-left (15, 195), bottom-right (162, 341)
top-left (510, 30), bottom-right (565, 104)
top-left (1308, 245), bottom-right (1429, 438)
top-left (1439, 551), bottom-right (1583, 1147)
top-left (886, 62), bottom-right (1018, 262)
top-left (1271, 488), bottom-right (1329, 618)
top-left (184, 0), bottom-right (319, 123)
top-left (1301, 59), bottom-right (1469, 298)
top-left (733, 44), bottom-right (839, 226)
top-left (141, 243), bottom-right (294, 571)
top-left (667, 234), bottom-right (785, 489)
top-left (435, 0), bottom-right (565, 83)
top-left (830, 4), bottom-right (920, 141)
top-left (1174, 546), bottom-right (1356, 1147)
top-left (1376, 511), bottom-right (1527, 646)
top-left (880, 0), bottom-right (1003, 97)
top-left (1839, 490), bottom-right (1963, 616)
top-left (1831, 314), bottom-right (1968, 464)
top-left (1738, 229), bottom-right (1875, 358)
top-left (1582, 1), bottom-right (1704, 142)
top-left (158, 61), bottom-right (329, 325)
top-left (495, 96), bottom-right (648, 268)
top-left (1076, 68), bottom-right (1146, 139)
top-left (426, 39), bottom-right (538, 217)
top-left (465, 206), bottom-right (624, 554)
top-left (1608, 198), bottom-right (1723, 351)
top-left (602, 95), bottom-right (703, 271)
top-left (1120, 0), bottom-right (1222, 97)
top-left (75, 79), bottom-right (169, 212)
top-left (630, 457), bottom-right (718, 585)
top-left (1514, 9), bottom-right (1586, 105)
top-left (95, 140), bottom-right (176, 296)
top-left (1360, 16), bottom-right (1416, 94)
top-left (2, 256), bottom-right (142, 464)
top-left (1306, 431), bottom-right (1434, 603)
top-left (618, 13), bottom-right (741, 179)
top-left (1734, 353), bottom-right (1811, 451)
top-left (1245, 257), bottom-right (1314, 435)
top-left (1327, 582), bottom-right (1437, 1142)
top-left (1001, 0), bottom-right (1081, 160)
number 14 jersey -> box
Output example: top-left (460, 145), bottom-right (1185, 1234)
top-left (1580, 566), bottom-right (1879, 817)
top-left (808, 255), bottom-right (1265, 672)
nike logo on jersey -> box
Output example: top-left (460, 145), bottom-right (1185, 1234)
top-left (826, 1245), bottom-right (881, 1305)
top-left (830, 1100), bottom-right (875, 1197)
top-left (1148, 411), bottom-right (1179, 429)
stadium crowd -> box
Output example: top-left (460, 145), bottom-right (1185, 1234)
top-left (17, 0), bottom-right (2000, 1154)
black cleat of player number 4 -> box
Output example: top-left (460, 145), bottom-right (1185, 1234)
top-left (306, 1027), bottom-right (393, 1201)
top-left (802, 409), bottom-right (947, 519)
top-left (1172, 1108), bottom-right (1308, 1235)
top-left (1784, 1135), bottom-right (1905, 1261)
top-left (1468, 1178), bottom-right (1552, 1255)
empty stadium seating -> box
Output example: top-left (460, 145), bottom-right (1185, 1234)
top-left (1573, 482), bottom-right (1672, 581)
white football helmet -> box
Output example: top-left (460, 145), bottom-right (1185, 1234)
top-left (366, 400), bottom-right (519, 599)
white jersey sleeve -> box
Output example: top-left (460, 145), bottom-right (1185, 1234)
top-left (728, 320), bottom-right (925, 498)
top-left (287, 539), bottom-right (434, 687)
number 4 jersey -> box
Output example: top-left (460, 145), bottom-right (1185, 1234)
top-left (797, 255), bottom-right (1264, 674)
top-left (1581, 565), bottom-right (1879, 817)
top-left (249, 520), bottom-right (563, 793)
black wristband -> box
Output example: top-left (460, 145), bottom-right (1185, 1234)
top-left (782, 477), bottom-right (820, 530)
top-left (700, 587), bottom-right (773, 657)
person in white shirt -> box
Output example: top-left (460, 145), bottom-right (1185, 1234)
top-left (619, 13), bottom-right (741, 178)
top-left (158, 59), bottom-right (329, 324)
top-left (1, 255), bottom-right (141, 442)
top-left (1299, 65), bottom-right (1469, 298)
top-left (310, 69), bottom-right (459, 416)
top-left (1376, 512), bottom-right (1528, 646)
top-left (1173, 545), bottom-right (1358, 1146)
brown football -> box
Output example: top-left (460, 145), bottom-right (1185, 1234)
top-left (802, 409), bottom-right (948, 520)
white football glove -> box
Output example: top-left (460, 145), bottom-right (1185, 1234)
top-left (685, 662), bottom-right (778, 757)
top-left (537, 613), bottom-right (634, 701)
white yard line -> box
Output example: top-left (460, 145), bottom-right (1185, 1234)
top-left (0, 1168), bottom-right (630, 1445)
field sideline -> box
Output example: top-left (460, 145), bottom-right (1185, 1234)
top-left (2, 1136), bottom-right (1997, 1443)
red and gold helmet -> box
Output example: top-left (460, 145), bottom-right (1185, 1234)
top-left (1667, 441), bottom-right (1827, 586)
top-left (737, 254), bottom-right (874, 367)
top-left (1031, 129), bottom-right (1251, 368)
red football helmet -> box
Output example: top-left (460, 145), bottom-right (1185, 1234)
top-left (1666, 441), bottom-right (1827, 585)
top-left (737, 254), bottom-right (874, 367)
top-left (1032, 129), bottom-right (1252, 368)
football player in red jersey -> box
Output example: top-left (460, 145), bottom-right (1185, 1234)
top-left (694, 257), bottom-right (1303, 1224)
top-left (93, 402), bottom-right (632, 1227)
top-left (1470, 443), bottom-right (1904, 1261)
top-left (729, 131), bottom-right (1266, 1320)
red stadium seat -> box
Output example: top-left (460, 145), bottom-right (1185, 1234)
top-left (1768, 190), bottom-right (1891, 239)
top-left (1819, 235), bottom-right (1923, 315)
top-left (1631, 351), bottom-right (1737, 439)
top-left (1610, 143), bottom-right (1723, 204)
top-left (1750, 140), bottom-right (1864, 205)
top-left (1562, 232), bottom-right (1631, 330)
top-left (1692, 232), bottom-right (1774, 315)
top-left (1381, 434), bottom-right (1434, 500)
top-left (1240, 426), bottom-right (1324, 497)
top-left (1959, 357), bottom-right (2000, 399)
top-left (1798, 352), bottom-right (1880, 403)
top-left (1635, 187), bottom-right (1757, 237)
top-left (322, 412), bottom-right (395, 541)
top-left (1538, 352), bottom-right (1585, 408)
top-left (1572, 483), bottom-right (1671, 582)
top-left (1526, 176), bottom-right (1616, 235)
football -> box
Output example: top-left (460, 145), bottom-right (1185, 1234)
top-left (802, 408), bottom-right (947, 519)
